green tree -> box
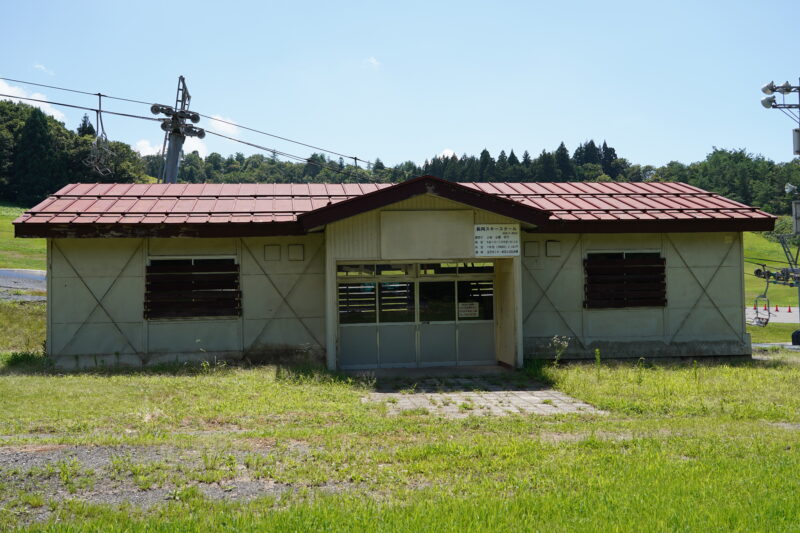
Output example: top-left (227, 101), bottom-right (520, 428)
top-left (478, 149), bottom-right (495, 180)
top-left (495, 150), bottom-right (509, 181)
top-left (573, 140), bottom-right (601, 166)
top-left (76, 114), bottom-right (96, 137)
top-left (600, 141), bottom-right (619, 178)
top-left (521, 150), bottom-right (532, 168)
top-left (554, 142), bottom-right (574, 182)
top-left (178, 152), bottom-right (206, 183)
top-left (533, 150), bottom-right (557, 181)
top-left (9, 108), bottom-right (66, 205)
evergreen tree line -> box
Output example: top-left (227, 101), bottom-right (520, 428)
top-left (1, 100), bottom-right (799, 216)
top-left (0, 102), bottom-right (146, 206)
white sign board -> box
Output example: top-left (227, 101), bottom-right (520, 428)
top-left (474, 224), bottom-right (520, 257)
top-left (458, 302), bottom-right (479, 318)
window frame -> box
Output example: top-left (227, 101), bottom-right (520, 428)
top-left (144, 256), bottom-right (242, 320)
top-left (583, 251), bottom-right (666, 309)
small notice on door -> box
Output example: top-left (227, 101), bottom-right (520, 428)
top-left (458, 302), bottom-right (479, 318)
top-left (474, 224), bottom-right (520, 256)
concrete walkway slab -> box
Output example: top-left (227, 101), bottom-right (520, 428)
top-left (363, 376), bottom-right (604, 418)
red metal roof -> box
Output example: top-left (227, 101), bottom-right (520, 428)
top-left (14, 176), bottom-right (775, 237)
top-left (459, 181), bottom-right (773, 224)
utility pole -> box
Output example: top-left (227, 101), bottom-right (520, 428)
top-left (151, 76), bottom-right (205, 183)
top-left (760, 78), bottom-right (800, 341)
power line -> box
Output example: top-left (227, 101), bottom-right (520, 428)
top-left (0, 93), bottom-right (162, 122)
top-left (198, 113), bottom-right (360, 161)
top-left (2, 76), bottom-right (372, 163)
top-left (0, 76), bottom-right (152, 106)
top-left (0, 91), bottom-right (378, 180)
top-left (204, 129), bottom-right (371, 181)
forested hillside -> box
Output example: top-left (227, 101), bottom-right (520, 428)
top-left (1, 100), bottom-right (799, 214)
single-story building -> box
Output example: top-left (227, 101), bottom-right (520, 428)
top-left (14, 175), bottom-right (775, 370)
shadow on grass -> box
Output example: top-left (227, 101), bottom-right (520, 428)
top-left (0, 351), bottom-right (373, 387)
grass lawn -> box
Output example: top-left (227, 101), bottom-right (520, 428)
top-left (1, 305), bottom-right (800, 531)
top-left (747, 322), bottom-right (800, 344)
top-left (0, 301), bottom-right (45, 353)
top-left (0, 203), bottom-right (45, 270)
top-left (2, 223), bottom-right (800, 530)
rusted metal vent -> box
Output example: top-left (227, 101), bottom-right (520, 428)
top-left (583, 253), bottom-right (666, 309)
top-left (145, 258), bottom-right (241, 319)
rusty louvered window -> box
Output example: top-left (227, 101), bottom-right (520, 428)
top-left (583, 252), bottom-right (666, 309)
top-left (145, 258), bottom-right (241, 319)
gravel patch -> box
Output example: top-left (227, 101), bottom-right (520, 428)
top-left (0, 443), bottom-right (305, 515)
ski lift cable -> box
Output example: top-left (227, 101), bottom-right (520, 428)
top-left (203, 129), bottom-right (375, 182)
top-left (0, 93), bottom-right (162, 122)
top-left (1, 76), bottom-right (372, 163)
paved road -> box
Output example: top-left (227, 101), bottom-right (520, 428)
top-left (746, 306), bottom-right (800, 324)
top-left (0, 269), bottom-right (46, 302)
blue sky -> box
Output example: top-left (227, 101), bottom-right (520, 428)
top-left (2, 0), bottom-right (800, 168)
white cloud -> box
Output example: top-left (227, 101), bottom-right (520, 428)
top-left (33, 63), bottom-right (55, 76)
top-left (134, 139), bottom-right (161, 156)
top-left (183, 137), bottom-right (208, 158)
top-left (439, 148), bottom-right (456, 158)
top-left (209, 114), bottom-right (239, 136)
top-left (0, 80), bottom-right (65, 121)
top-left (364, 56), bottom-right (381, 69)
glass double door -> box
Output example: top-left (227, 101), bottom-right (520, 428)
top-left (339, 277), bottom-right (495, 368)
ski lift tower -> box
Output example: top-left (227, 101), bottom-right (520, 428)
top-left (151, 76), bottom-right (205, 184)
top-left (760, 78), bottom-right (800, 342)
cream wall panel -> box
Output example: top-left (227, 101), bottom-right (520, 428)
top-left (583, 309), bottom-right (663, 338)
top-left (380, 210), bottom-right (473, 259)
top-left (665, 233), bottom-right (739, 267)
top-left (239, 234), bottom-right (325, 350)
top-left (241, 273), bottom-right (325, 319)
top-left (521, 232), bottom-right (746, 355)
top-left (668, 307), bottom-right (742, 341)
top-left (667, 267), bottom-right (742, 308)
top-left (525, 311), bottom-right (583, 337)
top-left (148, 237), bottom-right (237, 256)
top-left (52, 322), bottom-right (143, 356)
top-left (51, 277), bottom-right (143, 324)
top-left (240, 235), bottom-right (324, 275)
top-left (51, 238), bottom-right (143, 278)
top-left (147, 320), bottom-right (241, 353)
top-left (244, 318), bottom-right (325, 348)
top-left (50, 238), bottom-right (145, 359)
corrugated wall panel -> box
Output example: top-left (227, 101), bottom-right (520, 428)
top-left (327, 194), bottom-right (520, 260)
top-left (327, 210), bottom-right (380, 260)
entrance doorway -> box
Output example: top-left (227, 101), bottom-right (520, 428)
top-left (337, 262), bottom-right (495, 369)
